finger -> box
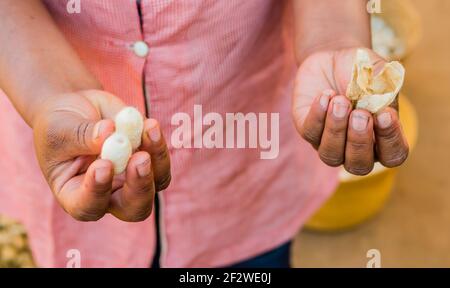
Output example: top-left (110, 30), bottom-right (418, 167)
top-left (296, 90), bottom-right (335, 149)
top-left (82, 90), bottom-right (128, 119)
top-left (344, 110), bottom-right (375, 175)
top-left (108, 151), bottom-right (155, 222)
top-left (74, 155), bottom-right (98, 175)
top-left (141, 119), bottom-right (171, 191)
top-left (57, 159), bottom-right (114, 221)
top-left (318, 95), bottom-right (352, 167)
top-left (374, 107), bottom-right (409, 167)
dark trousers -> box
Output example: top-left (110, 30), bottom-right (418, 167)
top-left (151, 241), bottom-right (291, 268)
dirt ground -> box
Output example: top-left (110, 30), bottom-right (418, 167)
top-left (292, 0), bottom-right (450, 268)
top-left (0, 216), bottom-right (34, 268)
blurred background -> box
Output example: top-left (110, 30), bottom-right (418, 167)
top-left (293, 0), bottom-right (450, 268)
top-left (0, 0), bottom-right (449, 268)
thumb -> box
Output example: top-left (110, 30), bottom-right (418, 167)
top-left (61, 115), bottom-right (115, 157)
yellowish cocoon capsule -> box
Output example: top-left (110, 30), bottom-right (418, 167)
top-left (101, 132), bottom-right (132, 174)
top-left (115, 107), bottom-right (144, 150)
top-left (346, 49), bottom-right (405, 114)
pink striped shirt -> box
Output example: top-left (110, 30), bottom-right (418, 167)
top-left (0, 0), bottom-right (338, 267)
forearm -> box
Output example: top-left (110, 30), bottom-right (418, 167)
top-left (0, 0), bottom-right (101, 127)
top-left (293, 0), bottom-right (371, 64)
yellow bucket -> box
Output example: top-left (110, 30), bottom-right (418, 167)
top-left (304, 95), bottom-right (418, 232)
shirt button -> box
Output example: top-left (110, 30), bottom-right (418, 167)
top-left (133, 41), bottom-right (149, 58)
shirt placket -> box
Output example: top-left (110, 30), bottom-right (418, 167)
top-left (134, 0), bottom-right (167, 268)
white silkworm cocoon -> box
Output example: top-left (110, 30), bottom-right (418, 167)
top-left (115, 107), bottom-right (144, 150)
top-left (101, 132), bottom-right (132, 174)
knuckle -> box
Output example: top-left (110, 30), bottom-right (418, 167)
top-left (377, 121), bottom-right (400, 139)
top-left (46, 161), bottom-right (62, 190)
top-left (124, 207), bottom-right (153, 222)
top-left (91, 187), bottom-right (111, 198)
top-left (69, 207), bottom-right (104, 222)
top-left (319, 151), bottom-right (343, 167)
top-left (326, 124), bottom-right (346, 139)
top-left (74, 121), bottom-right (93, 148)
top-left (133, 185), bottom-right (154, 197)
top-left (90, 180), bottom-right (113, 198)
top-left (300, 127), bottom-right (321, 147)
top-left (348, 140), bottom-right (372, 153)
top-left (132, 171), bottom-right (155, 195)
top-left (381, 147), bottom-right (409, 168)
top-left (152, 147), bottom-right (169, 163)
top-left (156, 173), bottom-right (172, 192)
top-left (345, 138), bottom-right (375, 175)
top-left (344, 162), bottom-right (374, 176)
top-left (346, 140), bottom-right (373, 161)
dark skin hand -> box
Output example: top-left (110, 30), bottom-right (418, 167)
top-left (292, 0), bottom-right (409, 175)
top-left (33, 90), bottom-right (171, 221)
top-left (0, 1), bottom-right (171, 222)
top-left (292, 48), bottom-right (409, 175)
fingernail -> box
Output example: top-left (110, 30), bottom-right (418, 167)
top-left (319, 92), bottom-right (331, 110)
top-left (377, 112), bottom-right (392, 129)
top-left (136, 157), bottom-right (151, 177)
top-left (148, 127), bottom-right (161, 142)
top-left (93, 121), bottom-right (107, 140)
top-left (95, 167), bottom-right (111, 184)
top-left (93, 122), bottom-right (101, 139)
top-left (351, 112), bottom-right (369, 132)
top-left (323, 89), bottom-right (334, 96)
top-left (332, 99), bottom-right (349, 119)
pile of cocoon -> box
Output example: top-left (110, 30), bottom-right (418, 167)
top-left (371, 16), bottom-right (406, 61)
top-left (101, 107), bottom-right (144, 174)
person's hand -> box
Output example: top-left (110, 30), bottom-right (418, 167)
top-left (292, 48), bottom-right (409, 175)
top-left (32, 90), bottom-right (171, 222)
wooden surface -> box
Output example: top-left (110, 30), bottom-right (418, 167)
top-left (293, 0), bottom-right (450, 268)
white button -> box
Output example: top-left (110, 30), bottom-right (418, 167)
top-left (133, 41), bottom-right (149, 58)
